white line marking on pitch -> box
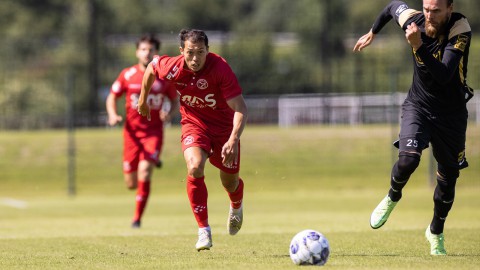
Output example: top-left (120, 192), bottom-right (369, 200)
top-left (0, 198), bottom-right (28, 209)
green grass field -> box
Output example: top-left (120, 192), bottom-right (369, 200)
top-left (1, 125), bottom-right (479, 269)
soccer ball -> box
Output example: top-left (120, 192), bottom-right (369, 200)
top-left (289, 229), bottom-right (330, 266)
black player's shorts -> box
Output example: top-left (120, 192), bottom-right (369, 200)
top-left (394, 102), bottom-right (469, 170)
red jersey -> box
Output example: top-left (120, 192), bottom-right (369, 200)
top-left (110, 64), bottom-right (177, 134)
top-left (151, 53), bottom-right (242, 136)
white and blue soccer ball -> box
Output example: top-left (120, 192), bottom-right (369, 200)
top-left (289, 229), bottom-right (330, 266)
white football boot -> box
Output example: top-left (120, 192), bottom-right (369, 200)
top-left (195, 227), bottom-right (212, 251)
top-left (228, 204), bottom-right (243, 235)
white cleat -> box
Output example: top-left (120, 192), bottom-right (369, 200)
top-left (228, 205), bottom-right (243, 235)
top-left (195, 228), bottom-right (212, 251)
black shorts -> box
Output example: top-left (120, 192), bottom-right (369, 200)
top-left (394, 103), bottom-right (468, 170)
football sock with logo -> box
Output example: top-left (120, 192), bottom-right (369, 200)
top-left (186, 175), bottom-right (209, 227)
top-left (226, 178), bottom-right (244, 209)
top-left (133, 180), bottom-right (151, 222)
top-left (388, 153), bottom-right (420, 202)
top-left (430, 166), bottom-right (458, 234)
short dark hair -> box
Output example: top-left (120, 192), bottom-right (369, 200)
top-left (179, 29), bottom-right (209, 48)
top-left (448, 0), bottom-right (453, 5)
top-left (136, 34), bottom-right (161, 51)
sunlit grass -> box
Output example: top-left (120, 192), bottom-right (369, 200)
top-left (0, 125), bottom-right (479, 269)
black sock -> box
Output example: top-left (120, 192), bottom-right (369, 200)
top-left (388, 162), bottom-right (409, 202)
top-left (430, 165), bottom-right (457, 235)
top-left (430, 215), bottom-right (446, 235)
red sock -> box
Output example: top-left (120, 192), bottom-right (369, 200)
top-left (227, 178), bottom-right (244, 209)
top-left (186, 175), bottom-right (209, 227)
top-left (133, 180), bottom-right (150, 222)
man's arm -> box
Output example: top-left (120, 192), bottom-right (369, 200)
top-left (407, 20), bottom-right (471, 84)
top-left (221, 95), bottom-right (248, 166)
top-left (106, 93), bottom-right (123, 126)
top-left (414, 39), bottom-right (466, 85)
top-left (137, 62), bottom-right (156, 120)
top-left (160, 96), bottom-right (180, 123)
top-left (353, 1), bottom-right (411, 52)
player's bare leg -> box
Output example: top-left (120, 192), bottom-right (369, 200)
top-left (130, 160), bottom-right (154, 228)
top-left (221, 171), bottom-right (244, 235)
top-left (124, 172), bottom-right (138, 190)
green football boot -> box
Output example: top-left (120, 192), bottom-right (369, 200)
top-left (370, 195), bottom-right (397, 229)
top-left (425, 226), bottom-right (446, 255)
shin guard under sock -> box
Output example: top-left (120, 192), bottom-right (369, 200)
top-left (186, 175), bottom-right (209, 227)
top-left (133, 180), bottom-right (150, 222)
top-left (430, 166), bottom-right (458, 234)
top-left (226, 178), bottom-right (244, 209)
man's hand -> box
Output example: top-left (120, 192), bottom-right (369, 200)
top-left (137, 61), bottom-right (157, 121)
top-left (137, 97), bottom-right (151, 121)
top-left (405, 22), bottom-right (423, 50)
top-left (353, 29), bottom-right (376, 52)
top-left (159, 110), bottom-right (171, 122)
top-left (107, 114), bottom-right (123, 126)
top-left (221, 138), bottom-right (239, 167)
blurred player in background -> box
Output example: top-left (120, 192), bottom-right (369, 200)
top-left (353, 0), bottom-right (472, 255)
top-left (106, 34), bottom-right (179, 228)
top-left (137, 29), bottom-right (248, 251)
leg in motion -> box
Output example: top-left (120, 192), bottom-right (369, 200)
top-left (184, 147), bottom-right (212, 251)
top-left (221, 171), bottom-right (244, 235)
top-left (426, 164), bottom-right (458, 255)
top-left (131, 160), bottom-right (154, 228)
top-left (370, 152), bottom-right (420, 229)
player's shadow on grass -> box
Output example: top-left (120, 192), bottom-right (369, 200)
top-left (335, 253), bottom-right (399, 257)
top-left (335, 253), bottom-right (480, 257)
top-left (445, 254), bottom-right (480, 257)
top-left (275, 253), bottom-right (400, 258)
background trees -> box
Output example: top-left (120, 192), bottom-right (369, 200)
top-left (0, 0), bottom-right (478, 128)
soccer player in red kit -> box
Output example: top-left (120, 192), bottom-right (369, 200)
top-left (106, 34), bottom-right (179, 228)
top-left (137, 29), bottom-right (248, 251)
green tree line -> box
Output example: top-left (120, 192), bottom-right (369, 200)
top-left (0, 0), bottom-right (479, 128)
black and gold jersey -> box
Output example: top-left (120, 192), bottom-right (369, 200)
top-left (372, 1), bottom-right (471, 114)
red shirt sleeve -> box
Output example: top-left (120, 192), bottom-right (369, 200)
top-left (152, 55), bottom-right (183, 81)
top-left (217, 58), bottom-right (242, 101)
top-left (110, 69), bottom-right (127, 97)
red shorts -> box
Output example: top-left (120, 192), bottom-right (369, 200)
top-left (123, 129), bottom-right (163, 173)
top-left (181, 124), bottom-right (240, 174)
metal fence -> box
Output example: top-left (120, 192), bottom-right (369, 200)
top-left (1, 91), bottom-right (478, 129)
top-left (244, 91), bottom-right (480, 127)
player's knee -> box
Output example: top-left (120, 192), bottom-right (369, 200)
top-left (437, 164), bottom-right (459, 181)
top-left (186, 164), bottom-right (204, 178)
top-left (396, 152), bottom-right (421, 178)
top-left (185, 157), bottom-right (205, 178)
top-left (137, 167), bottom-right (152, 181)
